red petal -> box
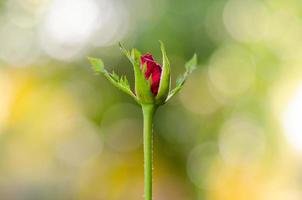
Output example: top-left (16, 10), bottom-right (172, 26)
top-left (140, 53), bottom-right (162, 95)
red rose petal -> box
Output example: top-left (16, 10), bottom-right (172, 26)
top-left (140, 54), bottom-right (162, 95)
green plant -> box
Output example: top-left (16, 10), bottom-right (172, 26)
top-left (88, 41), bottom-right (197, 200)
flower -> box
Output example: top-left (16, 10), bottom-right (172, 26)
top-left (89, 41), bottom-right (197, 105)
top-left (88, 41), bottom-right (197, 200)
top-left (140, 54), bottom-right (162, 95)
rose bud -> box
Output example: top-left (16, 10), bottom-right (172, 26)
top-left (140, 54), bottom-right (162, 96)
top-left (89, 41), bottom-right (196, 107)
top-left (138, 41), bottom-right (171, 105)
top-left (88, 41), bottom-right (197, 200)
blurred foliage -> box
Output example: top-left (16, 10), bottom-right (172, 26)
top-left (1, 0), bottom-right (302, 199)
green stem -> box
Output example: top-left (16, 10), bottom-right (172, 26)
top-left (142, 104), bottom-right (156, 200)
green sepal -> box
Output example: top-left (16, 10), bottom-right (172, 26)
top-left (119, 43), bottom-right (154, 104)
top-left (88, 57), bottom-right (138, 102)
top-left (166, 54), bottom-right (197, 102)
top-left (155, 41), bottom-right (171, 105)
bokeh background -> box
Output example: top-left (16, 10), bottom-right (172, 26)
top-left (1, 0), bottom-right (302, 199)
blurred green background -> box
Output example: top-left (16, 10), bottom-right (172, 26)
top-left (1, 0), bottom-right (302, 199)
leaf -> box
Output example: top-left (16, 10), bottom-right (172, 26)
top-left (119, 43), bottom-right (138, 66)
top-left (112, 71), bottom-right (119, 80)
top-left (88, 57), bottom-right (105, 73)
top-left (88, 57), bottom-right (138, 102)
top-left (166, 54), bottom-right (197, 102)
top-left (185, 53), bottom-right (197, 74)
top-left (155, 41), bottom-right (171, 105)
top-left (131, 48), bottom-right (142, 65)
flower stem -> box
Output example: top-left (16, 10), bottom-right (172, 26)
top-left (142, 104), bottom-right (156, 200)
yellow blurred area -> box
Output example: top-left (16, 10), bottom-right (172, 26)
top-left (1, 0), bottom-right (302, 199)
